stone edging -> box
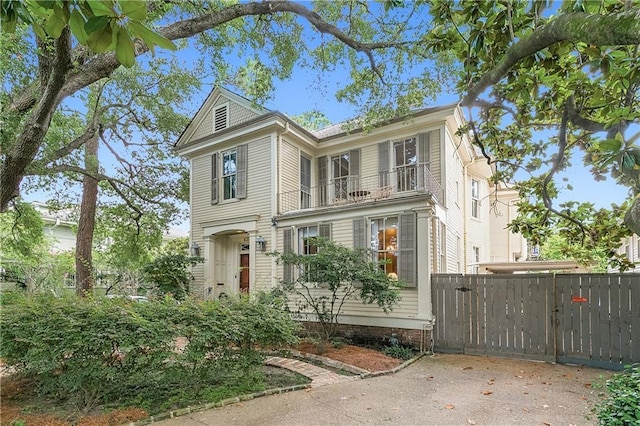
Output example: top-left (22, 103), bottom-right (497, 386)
top-left (129, 351), bottom-right (425, 425)
top-left (128, 384), bottom-right (310, 425)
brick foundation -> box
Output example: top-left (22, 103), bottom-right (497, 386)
top-left (299, 321), bottom-right (432, 351)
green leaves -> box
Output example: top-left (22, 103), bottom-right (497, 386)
top-left (0, 0), bottom-right (176, 68)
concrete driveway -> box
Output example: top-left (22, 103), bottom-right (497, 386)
top-left (154, 353), bottom-right (611, 425)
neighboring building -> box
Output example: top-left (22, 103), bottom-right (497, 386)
top-left (617, 234), bottom-right (640, 273)
top-left (32, 201), bottom-right (77, 253)
top-left (175, 87), bottom-right (525, 337)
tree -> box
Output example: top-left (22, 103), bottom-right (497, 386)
top-left (420, 0), bottom-right (640, 268)
top-left (271, 237), bottom-right (401, 340)
top-left (1, 0), bottom-right (449, 212)
top-left (142, 254), bottom-right (203, 300)
top-left (539, 233), bottom-right (610, 272)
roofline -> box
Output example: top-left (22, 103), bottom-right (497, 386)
top-left (175, 102), bottom-right (462, 154)
top-left (315, 103), bottom-right (460, 142)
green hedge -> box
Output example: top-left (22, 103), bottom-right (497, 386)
top-left (0, 293), bottom-right (299, 412)
top-left (596, 364), bottom-right (640, 425)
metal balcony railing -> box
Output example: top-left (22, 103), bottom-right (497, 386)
top-left (278, 163), bottom-right (444, 214)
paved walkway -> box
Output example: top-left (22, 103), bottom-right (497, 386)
top-left (264, 356), bottom-right (360, 387)
top-left (152, 353), bottom-right (609, 425)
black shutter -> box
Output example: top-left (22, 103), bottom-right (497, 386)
top-left (211, 152), bottom-right (218, 205)
top-left (378, 141), bottom-right (390, 187)
top-left (283, 228), bottom-right (293, 283)
top-left (348, 149), bottom-right (360, 192)
top-left (352, 218), bottom-right (366, 250)
top-left (398, 212), bottom-right (416, 287)
top-left (317, 156), bottom-right (327, 206)
top-left (236, 144), bottom-right (248, 199)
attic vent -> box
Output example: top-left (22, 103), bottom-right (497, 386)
top-left (214, 104), bottom-right (228, 132)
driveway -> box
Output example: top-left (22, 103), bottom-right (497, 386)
top-left (154, 353), bottom-right (610, 425)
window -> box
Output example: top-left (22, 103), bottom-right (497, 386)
top-left (222, 149), bottom-right (237, 200)
top-left (471, 246), bottom-right (480, 274)
top-left (331, 153), bottom-right (350, 200)
top-left (471, 179), bottom-right (480, 219)
top-left (637, 238), bottom-right (640, 261)
top-left (298, 225), bottom-right (319, 255)
top-left (213, 103), bottom-right (229, 132)
top-left (300, 154), bottom-right (311, 209)
top-left (394, 137), bottom-right (417, 191)
top-left (370, 217), bottom-right (398, 276)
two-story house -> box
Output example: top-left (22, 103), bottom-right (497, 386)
top-left (175, 87), bottom-right (524, 342)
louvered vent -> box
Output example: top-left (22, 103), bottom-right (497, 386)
top-left (214, 105), bottom-right (228, 132)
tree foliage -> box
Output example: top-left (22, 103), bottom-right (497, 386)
top-left (271, 237), bottom-right (401, 340)
top-left (142, 253), bottom-right (203, 300)
top-left (420, 0), bottom-right (640, 267)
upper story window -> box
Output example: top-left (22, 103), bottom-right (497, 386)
top-left (213, 103), bottom-right (229, 132)
top-left (211, 144), bottom-right (247, 204)
top-left (331, 152), bottom-right (350, 200)
top-left (317, 150), bottom-right (360, 205)
top-left (300, 154), bottom-right (311, 209)
top-left (471, 179), bottom-right (480, 219)
top-left (222, 149), bottom-right (237, 200)
top-left (394, 137), bottom-right (417, 191)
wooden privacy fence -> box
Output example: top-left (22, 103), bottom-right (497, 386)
top-left (432, 274), bottom-right (640, 370)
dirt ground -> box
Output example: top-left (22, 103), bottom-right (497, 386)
top-left (295, 341), bottom-right (404, 372)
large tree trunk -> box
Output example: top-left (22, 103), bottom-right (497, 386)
top-left (76, 135), bottom-right (99, 296)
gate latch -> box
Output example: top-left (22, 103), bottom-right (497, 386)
top-left (455, 286), bottom-right (472, 292)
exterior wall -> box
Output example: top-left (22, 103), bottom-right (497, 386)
top-left (300, 321), bottom-right (430, 350)
top-left (488, 188), bottom-right (525, 263)
top-left (618, 234), bottom-right (640, 273)
top-left (179, 93), bottom-right (527, 334)
top-left (189, 134), bottom-right (274, 296)
top-left (465, 163), bottom-right (492, 273)
top-left (43, 223), bottom-right (76, 253)
top-left (442, 126), bottom-right (465, 273)
top-left (191, 96), bottom-right (260, 141)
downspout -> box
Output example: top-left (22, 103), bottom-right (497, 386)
top-left (462, 161), bottom-right (470, 273)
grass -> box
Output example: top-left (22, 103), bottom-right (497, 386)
top-left (1, 365), bottom-right (311, 425)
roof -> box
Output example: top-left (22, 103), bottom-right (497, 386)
top-left (478, 260), bottom-right (595, 274)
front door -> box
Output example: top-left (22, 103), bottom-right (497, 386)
top-left (239, 254), bottom-right (249, 294)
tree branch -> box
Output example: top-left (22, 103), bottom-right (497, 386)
top-left (461, 9), bottom-right (640, 107)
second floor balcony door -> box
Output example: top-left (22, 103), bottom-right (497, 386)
top-left (332, 153), bottom-right (350, 201)
top-left (394, 138), bottom-right (417, 191)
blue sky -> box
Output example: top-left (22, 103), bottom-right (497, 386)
top-left (23, 5), bottom-right (633, 230)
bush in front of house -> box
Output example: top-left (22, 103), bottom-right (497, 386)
top-left (596, 364), bottom-right (640, 425)
top-left (0, 292), bottom-right (298, 413)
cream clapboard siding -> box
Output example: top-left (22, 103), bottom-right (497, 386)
top-left (443, 126), bottom-right (465, 272)
top-left (429, 128), bottom-right (442, 186)
top-left (189, 136), bottom-right (273, 293)
top-left (465, 172), bottom-right (491, 272)
top-left (280, 139), bottom-right (299, 207)
top-left (287, 288), bottom-right (419, 318)
top-left (191, 97), bottom-right (260, 141)
top-left (360, 143), bottom-right (377, 179)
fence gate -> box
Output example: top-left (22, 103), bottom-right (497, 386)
top-left (432, 273), bottom-right (640, 370)
top-left (555, 274), bottom-right (639, 369)
top-left (432, 274), bottom-right (554, 361)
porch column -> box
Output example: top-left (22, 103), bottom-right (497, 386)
top-left (416, 207), bottom-right (434, 320)
top-left (248, 232), bottom-right (258, 293)
top-left (203, 235), bottom-right (215, 300)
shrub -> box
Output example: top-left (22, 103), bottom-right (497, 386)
top-left (596, 364), bottom-right (640, 425)
top-left (383, 344), bottom-right (414, 360)
top-left (0, 292), bottom-right (298, 412)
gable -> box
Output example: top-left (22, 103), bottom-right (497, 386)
top-left (176, 87), bottom-right (268, 147)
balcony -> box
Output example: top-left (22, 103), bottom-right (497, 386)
top-left (278, 164), bottom-right (444, 214)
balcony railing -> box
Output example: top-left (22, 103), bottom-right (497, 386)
top-left (278, 163), bottom-right (444, 214)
